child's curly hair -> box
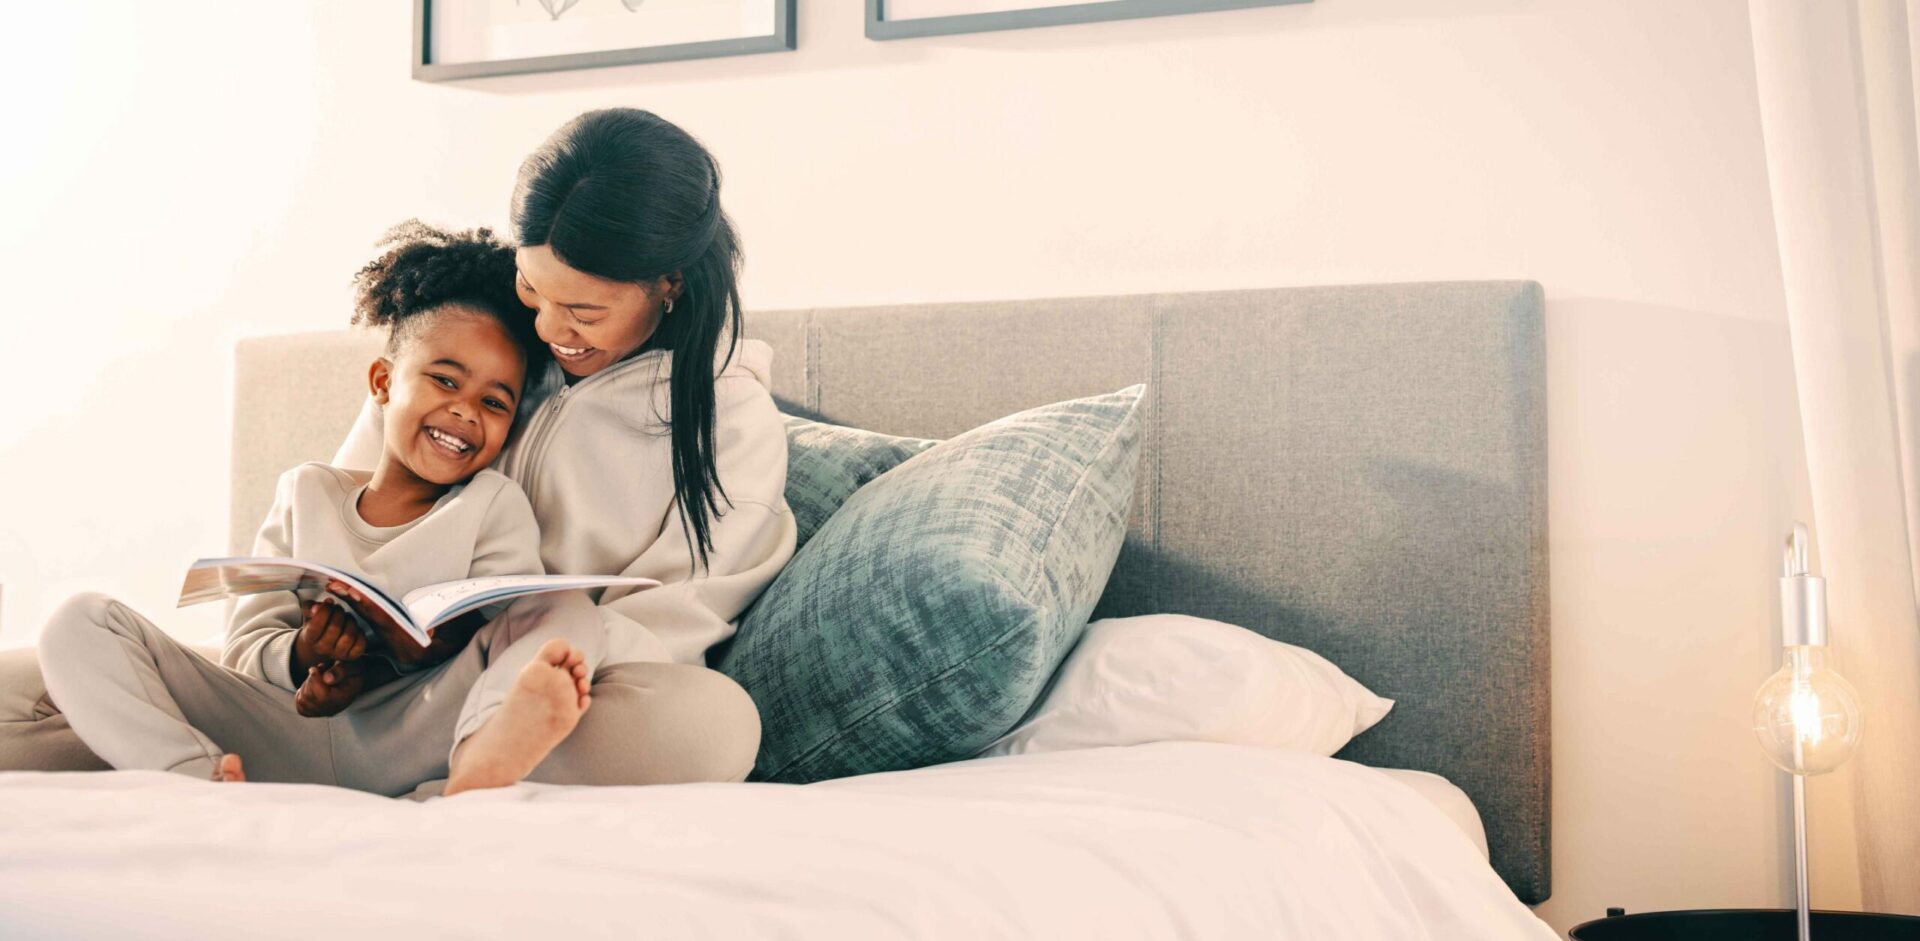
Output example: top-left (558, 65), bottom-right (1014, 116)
top-left (351, 220), bottom-right (544, 365)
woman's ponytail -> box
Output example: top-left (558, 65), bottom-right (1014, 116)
top-left (512, 109), bottom-right (746, 572)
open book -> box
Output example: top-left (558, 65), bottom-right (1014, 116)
top-left (178, 557), bottom-right (659, 648)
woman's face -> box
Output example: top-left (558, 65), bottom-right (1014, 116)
top-left (514, 245), bottom-right (677, 379)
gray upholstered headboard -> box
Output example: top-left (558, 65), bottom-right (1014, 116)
top-left (744, 281), bottom-right (1550, 902)
top-left (228, 280), bottom-right (1549, 903)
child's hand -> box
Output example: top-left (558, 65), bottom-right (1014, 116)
top-left (294, 659), bottom-right (367, 717)
top-left (292, 600), bottom-right (366, 678)
top-left (325, 580), bottom-right (436, 668)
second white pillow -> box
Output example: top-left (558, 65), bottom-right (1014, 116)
top-left (979, 614), bottom-right (1394, 759)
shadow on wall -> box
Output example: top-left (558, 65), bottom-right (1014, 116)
top-left (1906, 352), bottom-right (1920, 550)
top-left (1534, 296), bottom-right (1808, 929)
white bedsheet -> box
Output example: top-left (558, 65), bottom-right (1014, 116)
top-left (0, 743), bottom-right (1553, 940)
top-left (1376, 767), bottom-right (1492, 861)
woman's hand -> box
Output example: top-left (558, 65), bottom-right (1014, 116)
top-left (291, 600), bottom-right (365, 679)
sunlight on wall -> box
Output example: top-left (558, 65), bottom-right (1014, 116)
top-left (0, 4), bottom-right (322, 645)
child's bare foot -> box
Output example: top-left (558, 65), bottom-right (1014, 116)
top-left (211, 754), bottom-right (246, 783)
top-left (443, 639), bottom-right (591, 796)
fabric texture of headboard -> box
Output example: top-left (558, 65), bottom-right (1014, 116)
top-left (228, 280), bottom-right (1550, 903)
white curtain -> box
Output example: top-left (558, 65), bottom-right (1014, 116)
top-left (1749, 0), bottom-right (1920, 915)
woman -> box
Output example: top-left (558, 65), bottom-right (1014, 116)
top-left (328, 107), bottom-right (796, 791)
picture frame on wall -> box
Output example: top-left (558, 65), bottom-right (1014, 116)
top-left (866, 0), bottom-right (1308, 40)
top-left (414, 0), bottom-right (796, 82)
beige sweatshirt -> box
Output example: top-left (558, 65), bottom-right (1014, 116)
top-left (223, 464), bottom-right (544, 691)
top-left (331, 338), bottom-right (798, 668)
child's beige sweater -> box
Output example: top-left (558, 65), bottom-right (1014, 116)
top-left (330, 339), bottom-right (798, 669)
top-left (222, 463), bottom-right (543, 691)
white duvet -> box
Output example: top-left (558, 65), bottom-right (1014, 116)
top-left (0, 743), bottom-right (1554, 940)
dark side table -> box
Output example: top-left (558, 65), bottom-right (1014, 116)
top-left (1569, 908), bottom-right (1920, 940)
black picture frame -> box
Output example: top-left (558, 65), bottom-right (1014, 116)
top-left (866, 0), bottom-right (1308, 41)
top-left (414, 0), bottom-right (797, 82)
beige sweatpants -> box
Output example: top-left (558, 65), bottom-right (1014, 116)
top-left (36, 592), bottom-right (762, 796)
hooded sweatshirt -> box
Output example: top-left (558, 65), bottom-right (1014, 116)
top-left (332, 338), bottom-right (798, 668)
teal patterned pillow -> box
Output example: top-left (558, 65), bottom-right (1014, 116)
top-left (781, 414), bottom-right (937, 551)
top-left (718, 386), bottom-right (1147, 783)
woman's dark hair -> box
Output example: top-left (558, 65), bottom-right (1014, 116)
top-left (511, 108), bottom-right (744, 572)
top-left (350, 219), bottom-right (546, 372)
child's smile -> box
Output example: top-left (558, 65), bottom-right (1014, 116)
top-left (407, 416), bottom-right (487, 482)
top-left (423, 424), bottom-right (477, 459)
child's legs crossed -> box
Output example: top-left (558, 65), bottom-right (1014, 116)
top-left (327, 649), bottom-right (485, 796)
top-left (38, 592), bottom-right (332, 782)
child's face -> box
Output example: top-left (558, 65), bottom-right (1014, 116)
top-left (369, 309), bottom-right (526, 487)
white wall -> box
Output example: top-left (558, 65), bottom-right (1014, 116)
top-left (0, 1), bottom-right (1812, 934)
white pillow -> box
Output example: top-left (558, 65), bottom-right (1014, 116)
top-left (978, 614), bottom-right (1394, 758)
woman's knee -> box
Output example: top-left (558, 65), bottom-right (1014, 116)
top-left (597, 661), bottom-right (760, 783)
top-left (666, 665), bottom-right (762, 782)
top-left (534, 662), bottom-right (762, 786)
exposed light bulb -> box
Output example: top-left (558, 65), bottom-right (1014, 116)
top-left (1754, 523), bottom-right (1862, 941)
top-left (1752, 644), bottom-right (1863, 775)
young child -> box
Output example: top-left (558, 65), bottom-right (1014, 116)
top-left (37, 221), bottom-right (591, 794)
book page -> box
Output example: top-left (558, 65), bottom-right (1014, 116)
top-left (179, 557), bottom-right (418, 643)
top-left (402, 575), bottom-right (662, 630)
top-left (178, 562), bottom-right (334, 606)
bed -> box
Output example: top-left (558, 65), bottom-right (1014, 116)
top-left (0, 281), bottom-right (1551, 939)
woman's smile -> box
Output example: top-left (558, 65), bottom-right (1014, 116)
top-left (514, 245), bottom-right (665, 378)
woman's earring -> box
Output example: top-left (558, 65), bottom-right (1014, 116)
top-left (664, 298), bottom-right (675, 315)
